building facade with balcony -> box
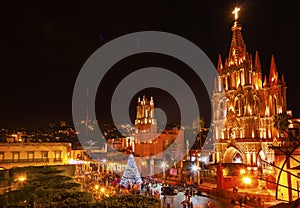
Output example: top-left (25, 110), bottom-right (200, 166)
top-left (0, 142), bottom-right (71, 169)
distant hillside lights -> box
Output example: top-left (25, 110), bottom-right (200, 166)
top-left (1, 121), bottom-right (77, 143)
top-left (6, 133), bottom-right (23, 143)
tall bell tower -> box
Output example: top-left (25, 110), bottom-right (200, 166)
top-left (134, 96), bottom-right (157, 133)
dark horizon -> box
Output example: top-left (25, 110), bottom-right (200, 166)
top-left (1, 0), bottom-right (299, 129)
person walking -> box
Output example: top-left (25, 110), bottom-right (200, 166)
top-left (230, 199), bottom-right (235, 205)
top-left (239, 196), bottom-right (243, 207)
top-left (162, 195), bottom-right (166, 207)
top-left (234, 185), bottom-right (238, 193)
top-left (206, 201), bottom-right (211, 208)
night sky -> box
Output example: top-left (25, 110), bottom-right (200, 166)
top-left (1, 0), bottom-right (299, 129)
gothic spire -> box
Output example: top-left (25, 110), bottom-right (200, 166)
top-left (217, 54), bottom-right (223, 74)
top-left (214, 77), bottom-right (218, 91)
top-left (263, 75), bottom-right (269, 88)
top-left (254, 51), bottom-right (261, 73)
top-left (249, 53), bottom-right (253, 69)
top-left (269, 55), bottom-right (278, 85)
top-left (228, 7), bottom-right (247, 66)
top-left (281, 74), bottom-right (286, 86)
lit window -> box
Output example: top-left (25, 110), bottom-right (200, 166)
top-left (41, 151), bottom-right (48, 161)
top-left (12, 152), bottom-right (20, 162)
top-left (27, 151), bottom-right (34, 162)
top-left (0, 152), bottom-right (4, 162)
top-left (55, 151), bottom-right (62, 162)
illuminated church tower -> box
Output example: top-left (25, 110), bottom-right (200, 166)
top-left (134, 96), bottom-right (157, 133)
top-left (133, 96), bottom-right (184, 160)
top-left (213, 7), bottom-right (287, 166)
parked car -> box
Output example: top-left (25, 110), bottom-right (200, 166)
top-left (161, 186), bottom-right (178, 195)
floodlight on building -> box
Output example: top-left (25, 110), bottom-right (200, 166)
top-left (192, 165), bottom-right (198, 172)
top-left (243, 177), bottom-right (251, 185)
top-left (240, 169), bottom-right (246, 175)
top-left (161, 161), bottom-right (166, 168)
top-left (19, 177), bottom-right (26, 182)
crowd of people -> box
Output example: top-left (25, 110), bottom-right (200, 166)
top-left (181, 190), bottom-right (216, 208)
top-left (76, 168), bottom-right (221, 207)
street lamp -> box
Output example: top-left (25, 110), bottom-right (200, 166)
top-left (19, 177), bottom-right (26, 182)
top-left (18, 176), bottom-right (26, 188)
top-left (140, 161), bottom-right (145, 177)
top-left (243, 176), bottom-right (251, 185)
top-left (95, 184), bottom-right (99, 196)
top-left (191, 165), bottom-right (198, 185)
top-left (240, 169), bottom-right (246, 175)
top-left (161, 161), bottom-right (167, 181)
top-left (95, 184), bottom-right (99, 190)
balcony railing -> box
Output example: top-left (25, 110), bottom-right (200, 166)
top-left (0, 158), bottom-right (63, 164)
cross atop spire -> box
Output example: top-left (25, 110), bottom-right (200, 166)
top-left (227, 5), bottom-right (247, 66)
top-left (232, 7), bottom-right (240, 21)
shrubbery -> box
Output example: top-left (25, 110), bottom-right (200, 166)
top-left (0, 166), bottom-right (161, 208)
top-left (93, 194), bottom-right (161, 208)
top-left (0, 166), bottom-right (93, 207)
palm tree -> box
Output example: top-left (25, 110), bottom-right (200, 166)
top-left (273, 113), bottom-right (298, 142)
top-left (192, 117), bottom-right (204, 129)
top-left (274, 113), bottom-right (289, 136)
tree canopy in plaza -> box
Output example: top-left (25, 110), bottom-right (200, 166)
top-left (0, 166), bottom-right (93, 207)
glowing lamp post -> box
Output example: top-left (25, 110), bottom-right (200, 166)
top-left (140, 161), bottom-right (145, 177)
top-left (192, 165), bottom-right (198, 185)
top-left (19, 177), bottom-right (26, 182)
top-left (243, 176), bottom-right (251, 186)
top-left (240, 169), bottom-right (246, 175)
top-left (18, 176), bottom-right (26, 188)
top-left (95, 184), bottom-right (99, 196)
top-left (192, 165), bottom-right (198, 172)
top-left (161, 161), bottom-right (167, 181)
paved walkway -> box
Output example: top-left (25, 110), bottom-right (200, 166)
top-left (196, 182), bottom-right (279, 207)
top-left (161, 192), bottom-right (227, 208)
top-left (145, 184), bottom-right (226, 208)
top-left (147, 179), bottom-right (280, 207)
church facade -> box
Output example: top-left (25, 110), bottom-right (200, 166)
top-left (212, 8), bottom-right (287, 167)
top-left (133, 96), bottom-right (184, 160)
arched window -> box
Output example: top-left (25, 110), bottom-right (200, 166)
top-left (273, 97), bottom-right (277, 115)
top-left (235, 99), bottom-right (240, 116)
top-left (233, 152), bottom-right (243, 163)
top-left (234, 96), bottom-right (243, 116)
top-left (219, 99), bottom-right (227, 119)
top-left (253, 96), bottom-right (260, 116)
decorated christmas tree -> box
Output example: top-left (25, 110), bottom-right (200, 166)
top-left (120, 154), bottom-right (142, 188)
